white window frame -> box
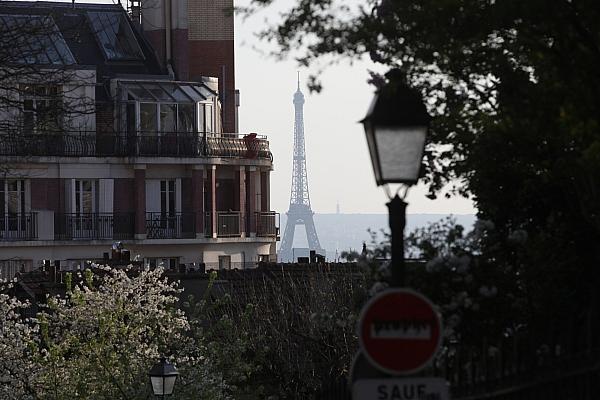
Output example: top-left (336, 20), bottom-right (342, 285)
top-left (20, 84), bottom-right (62, 133)
top-left (136, 102), bottom-right (198, 135)
top-left (73, 179), bottom-right (96, 214)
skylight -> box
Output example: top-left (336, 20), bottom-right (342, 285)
top-left (0, 14), bottom-right (76, 65)
top-left (121, 81), bottom-right (217, 103)
top-left (87, 11), bottom-right (144, 61)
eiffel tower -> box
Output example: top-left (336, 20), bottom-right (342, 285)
top-left (279, 76), bottom-right (324, 262)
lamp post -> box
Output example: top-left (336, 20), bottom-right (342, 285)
top-left (361, 70), bottom-right (430, 287)
top-left (149, 357), bottom-right (179, 399)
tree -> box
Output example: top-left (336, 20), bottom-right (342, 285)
top-left (35, 266), bottom-right (192, 399)
top-left (1, 266), bottom-right (233, 400)
top-left (185, 268), bottom-right (371, 399)
top-left (0, 283), bottom-right (40, 400)
top-left (243, 0), bottom-right (600, 325)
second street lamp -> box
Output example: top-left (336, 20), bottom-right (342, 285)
top-left (361, 70), bottom-right (430, 287)
top-left (149, 357), bottom-right (179, 399)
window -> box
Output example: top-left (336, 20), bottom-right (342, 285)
top-left (140, 102), bottom-right (157, 134)
top-left (138, 103), bottom-right (197, 135)
top-left (218, 255), bottom-right (231, 270)
top-left (160, 180), bottom-right (175, 216)
top-left (120, 81), bottom-right (218, 135)
top-left (160, 180), bottom-right (175, 229)
top-left (21, 84), bottom-right (62, 133)
top-left (178, 104), bottom-right (195, 134)
top-left (0, 180), bottom-right (25, 216)
top-left (0, 15), bottom-right (75, 65)
top-left (0, 259), bottom-right (32, 280)
top-left (71, 180), bottom-right (97, 237)
top-left (87, 11), bottom-right (144, 61)
top-left (198, 103), bottom-right (214, 133)
top-left (160, 104), bottom-right (177, 133)
top-left (74, 180), bottom-right (95, 214)
top-left (0, 179), bottom-right (25, 231)
top-left (66, 260), bottom-right (94, 271)
top-left (145, 257), bottom-right (179, 270)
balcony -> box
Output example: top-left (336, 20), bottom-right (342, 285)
top-left (216, 211), bottom-right (243, 237)
top-left (254, 212), bottom-right (280, 237)
top-left (0, 213), bottom-right (37, 240)
top-left (0, 211), bottom-right (278, 242)
top-left (0, 132), bottom-right (272, 160)
top-left (146, 212), bottom-right (195, 239)
top-left (203, 211), bottom-right (280, 238)
top-left (54, 213), bottom-right (135, 240)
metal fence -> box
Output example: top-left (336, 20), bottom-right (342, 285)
top-left (216, 211), bottom-right (242, 237)
top-left (0, 213), bottom-right (37, 240)
top-left (438, 309), bottom-right (600, 400)
top-left (145, 212), bottom-right (195, 239)
top-left (54, 213), bottom-right (134, 240)
top-left (254, 211), bottom-right (280, 237)
top-left (0, 132), bottom-right (272, 160)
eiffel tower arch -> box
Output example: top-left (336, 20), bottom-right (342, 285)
top-left (279, 77), bottom-right (324, 262)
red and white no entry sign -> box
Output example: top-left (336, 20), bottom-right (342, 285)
top-left (358, 288), bottom-right (442, 375)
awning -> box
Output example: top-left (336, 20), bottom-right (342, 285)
top-left (118, 80), bottom-right (217, 103)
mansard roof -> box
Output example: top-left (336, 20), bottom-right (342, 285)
top-left (0, 1), bottom-right (164, 77)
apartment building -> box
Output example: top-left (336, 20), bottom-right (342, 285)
top-left (0, 1), bottom-right (278, 279)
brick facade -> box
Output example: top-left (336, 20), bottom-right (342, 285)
top-left (172, 29), bottom-right (189, 80)
top-left (189, 40), bottom-right (236, 132)
top-left (188, 0), bottom-right (233, 41)
top-left (144, 29), bottom-right (166, 71)
top-left (31, 178), bottom-right (62, 213)
top-left (114, 179), bottom-right (135, 213)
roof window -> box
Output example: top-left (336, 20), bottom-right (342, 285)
top-left (87, 11), bottom-right (144, 61)
top-left (0, 14), bottom-right (75, 65)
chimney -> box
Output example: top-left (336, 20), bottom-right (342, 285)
top-left (140, 0), bottom-right (189, 80)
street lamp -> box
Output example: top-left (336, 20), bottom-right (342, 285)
top-left (361, 70), bottom-right (430, 287)
top-left (149, 357), bottom-right (179, 399)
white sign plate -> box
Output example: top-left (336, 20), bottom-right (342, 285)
top-left (353, 377), bottom-right (449, 400)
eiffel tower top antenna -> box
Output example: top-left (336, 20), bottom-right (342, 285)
top-left (279, 73), bottom-right (324, 262)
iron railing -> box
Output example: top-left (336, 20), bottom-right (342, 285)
top-left (216, 211), bottom-right (243, 237)
top-left (204, 212), bottom-right (212, 238)
top-left (202, 261), bottom-right (260, 270)
top-left (145, 212), bottom-right (195, 239)
top-left (0, 212), bottom-right (37, 240)
top-left (254, 211), bottom-right (280, 237)
top-left (0, 132), bottom-right (272, 160)
top-left (54, 213), bottom-right (134, 240)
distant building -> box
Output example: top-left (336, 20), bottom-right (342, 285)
top-left (0, 1), bottom-right (278, 279)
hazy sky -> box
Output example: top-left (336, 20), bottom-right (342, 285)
top-left (234, 2), bottom-right (476, 215)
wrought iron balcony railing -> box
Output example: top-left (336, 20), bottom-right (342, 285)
top-left (254, 211), bottom-right (280, 237)
top-left (54, 213), bottom-right (135, 240)
top-left (0, 213), bottom-right (37, 241)
top-left (0, 132), bottom-right (272, 160)
top-left (146, 212), bottom-right (195, 239)
top-left (213, 211), bottom-right (243, 238)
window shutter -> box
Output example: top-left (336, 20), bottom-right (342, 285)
top-left (98, 179), bottom-right (114, 213)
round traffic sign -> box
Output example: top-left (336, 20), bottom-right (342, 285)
top-left (358, 289), bottom-right (442, 375)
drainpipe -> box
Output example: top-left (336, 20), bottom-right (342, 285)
top-left (164, 0), bottom-right (173, 77)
